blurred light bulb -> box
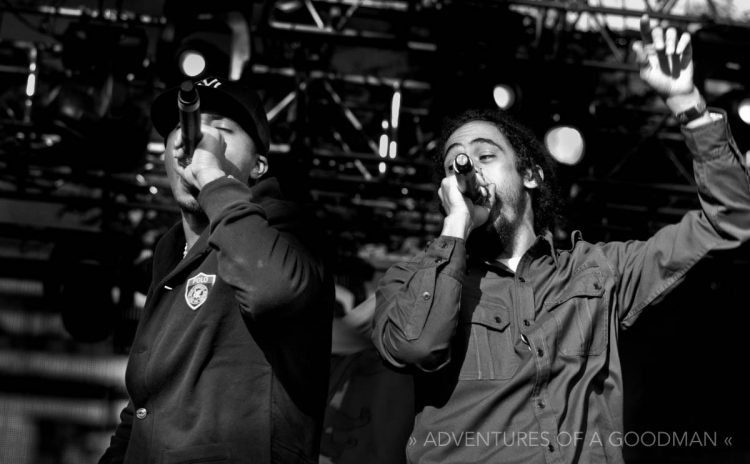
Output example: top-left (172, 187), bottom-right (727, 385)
top-left (545, 125), bottom-right (584, 165)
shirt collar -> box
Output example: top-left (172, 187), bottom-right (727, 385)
top-left (527, 230), bottom-right (557, 263)
top-left (474, 230), bottom-right (558, 273)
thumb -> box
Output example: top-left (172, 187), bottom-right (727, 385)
top-left (632, 41), bottom-right (648, 67)
top-left (174, 130), bottom-right (184, 149)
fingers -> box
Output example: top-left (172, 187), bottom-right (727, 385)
top-left (439, 175), bottom-right (459, 199)
top-left (439, 175), bottom-right (470, 214)
top-left (170, 129), bottom-right (190, 166)
top-left (664, 27), bottom-right (676, 56)
top-left (676, 32), bottom-right (692, 70)
top-left (173, 129), bottom-right (183, 149)
top-left (675, 31), bottom-right (690, 55)
top-left (639, 14), bottom-right (652, 45)
top-left (194, 126), bottom-right (223, 153)
top-left (637, 15), bottom-right (692, 79)
top-left (651, 26), bottom-right (671, 76)
top-left (631, 41), bottom-right (649, 68)
top-left (182, 165), bottom-right (198, 187)
top-left (438, 176), bottom-right (458, 216)
top-left (665, 27), bottom-right (681, 78)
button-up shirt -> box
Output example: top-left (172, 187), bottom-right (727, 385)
top-left (372, 113), bottom-right (750, 463)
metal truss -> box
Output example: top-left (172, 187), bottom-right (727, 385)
top-left (253, 0), bottom-right (750, 243)
top-left (1, 0), bottom-right (749, 247)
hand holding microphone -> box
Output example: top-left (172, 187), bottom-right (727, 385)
top-left (438, 154), bottom-right (493, 239)
top-left (453, 154), bottom-right (488, 204)
top-left (178, 81), bottom-right (202, 167)
top-left (175, 81), bottom-right (227, 190)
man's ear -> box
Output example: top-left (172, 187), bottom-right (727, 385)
top-left (251, 155), bottom-right (268, 180)
top-left (523, 165), bottom-right (544, 189)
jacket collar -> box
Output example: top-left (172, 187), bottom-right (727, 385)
top-left (150, 222), bottom-right (211, 290)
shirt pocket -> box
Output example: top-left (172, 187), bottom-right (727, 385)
top-left (457, 298), bottom-right (519, 380)
top-left (544, 270), bottom-right (608, 356)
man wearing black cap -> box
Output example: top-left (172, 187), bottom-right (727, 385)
top-left (99, 77), bottom-right (333, 464)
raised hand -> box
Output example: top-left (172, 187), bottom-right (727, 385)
top-left (632, 14), bottom-right (710, 124)
top-left (631, 14), bottom-right (695, 98)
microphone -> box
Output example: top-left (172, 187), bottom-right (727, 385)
top-left (178, 80), bottom-right (201, 166)
top-left (452, 153), bottom-right (485, 203)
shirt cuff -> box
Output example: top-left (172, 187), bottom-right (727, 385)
top-left (425, 236), bottom-right (466, 281)
top-left (681, 108), bottom-right (733, 160)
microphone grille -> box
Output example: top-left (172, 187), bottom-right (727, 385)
top-left (453, 154), bottom-right (473, 174)
top-left (178, 80), bottom-right (199, 105)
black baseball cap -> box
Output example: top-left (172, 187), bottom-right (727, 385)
top-left (151, 76), bottom-right (270, 154)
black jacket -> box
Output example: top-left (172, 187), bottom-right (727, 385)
top-left (100, 176), bottom-right (333, 464)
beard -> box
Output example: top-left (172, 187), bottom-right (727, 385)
top-left (467, 183), bottom-right (528, 260)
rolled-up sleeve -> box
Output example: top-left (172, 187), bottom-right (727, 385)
top-left (683, 112), bottom-right (750, 245)
top-left (372, 236), bottom-right (466, 372)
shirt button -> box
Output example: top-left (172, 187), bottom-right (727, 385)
top-left (494, 316), bottom-right (502, 323)
top-left (523, 319), bottom-right (530, 327)
top-left (537, 348), bottom-right (544, 357)
top-left (518, 277), bottom-right (526, 283)
top-left (538, 400), bottom-right (546, 409)
top-left (136, 408), bottom-right (148, 420)
top-left (422, 292), bottom-right (432, 301)
top-left (594, 281), bottom-right (602, 290)
top-left (547, 443), bottom-right (554, 452)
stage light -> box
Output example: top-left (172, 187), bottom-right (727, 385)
top-left (178, 50), bottom-right (207, 77)
top-left (390, 89), bottom-right (402, 129)
top-left (545, 125), bottom-right (585, 165)
top-left (389, 141), bottom-right (397, 159)
top-left (493, 84), bottom-right (516, 110)
top-left (13, 22), bottom-right (152, 171)
top-left (157, 10), bottom-right (250, 85)
top-left (275, 0), bottom-right (303, 13)
top-left (166, 38), bottom-right (230, 82)
top-left (379, 133), bottom-right (388, 158)
top-left (738, 98), bottom-right (750, 125)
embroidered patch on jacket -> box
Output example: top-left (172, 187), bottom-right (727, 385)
top-left (185, 273), bottom-right (216, 310)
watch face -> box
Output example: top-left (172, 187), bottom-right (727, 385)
top-left (677, 102), bottom-right (707, 124)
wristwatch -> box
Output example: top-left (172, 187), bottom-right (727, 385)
top-left (675, 99), bottom-right (707, 125)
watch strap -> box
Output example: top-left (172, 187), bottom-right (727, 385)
top-left (675, 99), bottom-right (707, 125)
